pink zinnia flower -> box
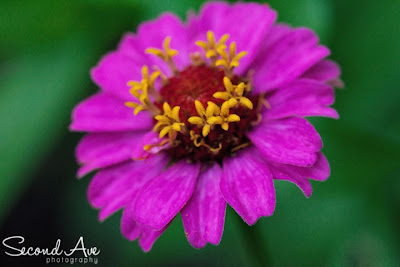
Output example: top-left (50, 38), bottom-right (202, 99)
top-left (71, 1), bottom-right (341, 251)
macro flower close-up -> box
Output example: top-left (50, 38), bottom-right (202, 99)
top-left (3, 0), bottom-right (400, 266)
top-left (70, 1), bottom-right (341, 252)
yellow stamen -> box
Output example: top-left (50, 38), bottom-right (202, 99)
top-left (202, 124), bottom-right (211, 137)
top-left (188, 100), bottom-right (220, 137)
top-left (125, 65), bottom-right (161, 115)
top-left (207, 100), bottom-right (241, 131)
top-left (196, 31), bottom-right (230, 67)
top-left (187, 116), bottom-right (203, 125)
top-left (213, 76), bottom-right (254, 110)
top-left (154, 102), bottom-right (184, 140)
top-left (215, 42), bottom-right (248, 77)
top-left (152, 65), bottom-right (169, 85)
top-left (207, 116), bottom-right (224, 125)
top-left (146, 36), bottom-right (179, 74)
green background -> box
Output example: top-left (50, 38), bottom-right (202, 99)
top-left (0, 0), bottom-right (399, 266)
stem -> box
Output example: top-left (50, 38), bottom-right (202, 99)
top-left (235, 213), bottom-right (271, 266)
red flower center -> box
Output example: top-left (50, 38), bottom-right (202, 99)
top-left (157, 65), bottom-right (260, 162)
top-left (159, 65), bottom-right (225, 119)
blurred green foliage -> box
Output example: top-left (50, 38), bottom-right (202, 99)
top-left (0, 0), bottom-right (399, 266)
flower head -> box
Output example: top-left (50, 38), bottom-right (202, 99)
top-left (70, 1), bottom-right (341, 251)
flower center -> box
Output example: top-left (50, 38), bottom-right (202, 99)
top-left (125, 31), bottom-right (266, 162)
top-left (159, 65), bottom-right (225, 119)
top-left (157, 65), bottom-right (259, 161)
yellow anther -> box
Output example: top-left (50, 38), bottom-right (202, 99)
top-left (213, 76), bottom-right (253, 110)
top-left (196, 31), bottom-right (229, 65)
top-left (228, 42), bottom-right (248, 68)
top-left (146, 36), bottom-right (178, 62)
top-left (220, 98), bottom-right (237, 115)
top-left (206, 101), bottom-right (220, 117)
top-left (125, 65), bottom-right (162, 115)
top-left (202, 124), bottom-right (211, 137)
top-left (207, 100), bottom-right (240, 131)
top-left (141, 66), bottom-right (161, 88)
top-left (188, 100), bottom-right (220, 137)
top-left (158, 126), bottom-right (172, 139)
top-left (193, 100), bottom-right (203, 117)
top-left (227, 114), bottom-right (240, 122)
top-left (223, 76), bottom-right (233, 93)
top-left (125, 101), bottom-right (144, 115)
top-left (240, 98), bottom-right (254, 110)
top-left (207, 116), bottom-right (223, 125)
top-left (215, 42), bottom-right (248, 77)
top-left (153, 102), bottom-right (184, 140)
top-left (226, 98), bottom-right (238, 108)
top-left (146, 36), bottom-right (179, 73)
top-left (188, 116), bottom-right (203, 125)
top-left (212, 92), bottom-right (230, 100)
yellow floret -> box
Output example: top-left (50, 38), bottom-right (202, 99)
top-left (154, 102), bottom-right (184, 139)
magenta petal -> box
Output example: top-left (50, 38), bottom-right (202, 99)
top-left (121, 207), bottom-right (142, 241)
top-left (134, 161), bottom-right (201, 230)
top-left (137, 13), bottom-right (190, 74)
top-left (139, 225), bottom-right (168, 252)
top-left (191, 2), bottom-right (230, 36)
top-left (117, 33), bottom-right (152, 66)
top-left (76, 131), bottom-right (147, 177)
top-left (252, 28), bottom-right (330, 93)
top-left (191, 2), bottom-right (277, 74)
top-left (301, 152), bottom-right (331, 181)
top-left (181, 164), bottom-right (226, 248)
top-left (70, 92), bottom-right (152, 132)
top-left (268, 162), bottom-right (313, 198)
top-left (265, 79), bottom-right (339, 119)
top-left (248, 117), bottom-right (322, 167)
top-left (268, 152), bottom-right (330, 197)
top-left (87, 154), bottom-right (167, 220)
top-left (121, 205), bottom-right (168, 252)
top-left (132, 131), bottom-right (170, 160)
top-left (302, 59), bottom-right (341, 82)
top-left (261, 24), bottom-right (292, 50)
top-left (221, 147), bottom-right (275, 225)
top-left (91, 52), bottom-right (144, 100)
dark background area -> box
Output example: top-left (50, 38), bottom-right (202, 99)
top-left (1, 0), bottom-right (399, 266)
